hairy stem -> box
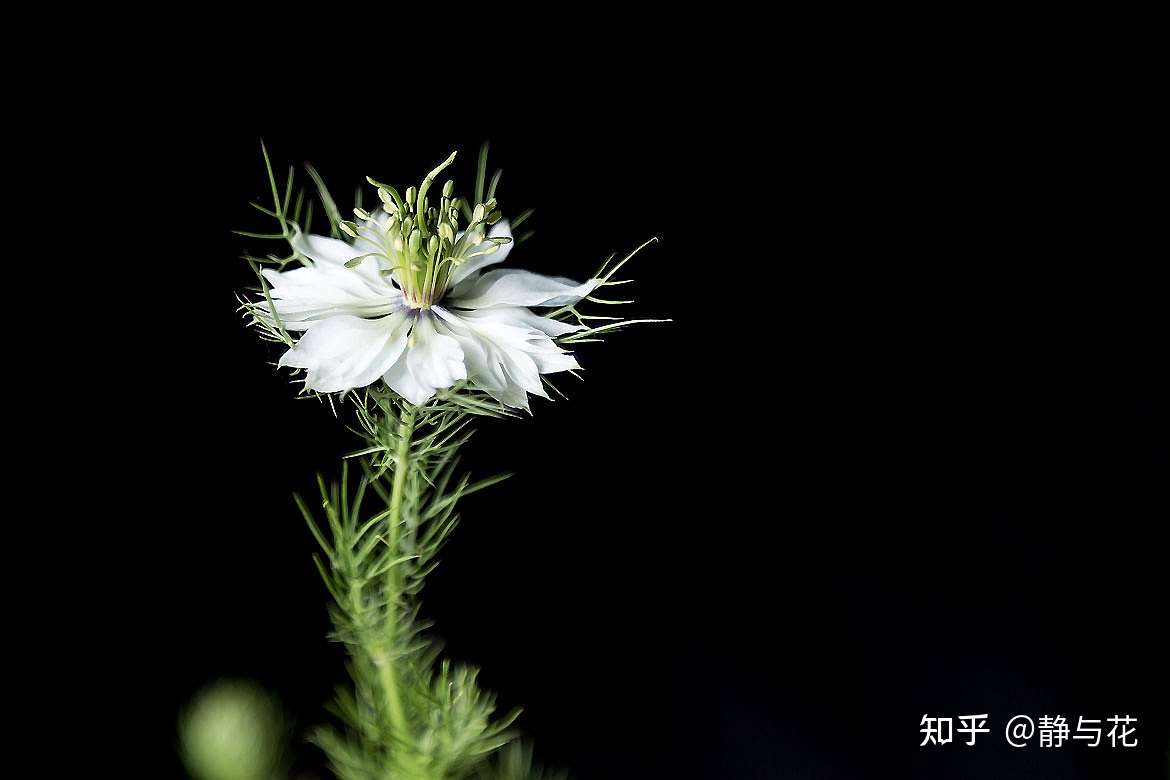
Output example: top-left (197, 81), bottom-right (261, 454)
top-left (379, 404), bottom-right (417, 745)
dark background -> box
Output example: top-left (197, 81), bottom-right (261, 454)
top-left (106, 50), bottom-right (1167, 780)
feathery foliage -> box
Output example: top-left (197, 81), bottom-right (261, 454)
top-left (297, 393), bottom-right (517, 779)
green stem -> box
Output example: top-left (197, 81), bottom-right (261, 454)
top-left (379, 404), bottom-right (417, 742)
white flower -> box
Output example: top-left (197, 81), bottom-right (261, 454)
top-left (257, 213), bottom-right (599, 410)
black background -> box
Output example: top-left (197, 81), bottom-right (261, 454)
top-left (100, 45), bottom-right (1167, 780)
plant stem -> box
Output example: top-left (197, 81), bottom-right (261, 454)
top-left (379, 404), bottom-right (417, 742)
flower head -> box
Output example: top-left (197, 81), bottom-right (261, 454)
top-left (254, 152), bottom-right (602, 410)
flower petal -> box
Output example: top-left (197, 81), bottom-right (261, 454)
top-left (258, 261), bottom-right (402, 330)
top-left (382, 313), bottom-right (467, 405)
top-left (446, 268), bottom-right (600, 310)
top-left (354, 211), bottom-right (394, 258)
top-left (448, 220), bottom-right (514, 287)
top-left (467, 306), bottom-right (586, 338)
top-left (290, 228), bottom-right (371, 267)
top-left (458, 308), bottom-right (581, 375)
top-left (279, 313), bottom-right (410, 393)
top-left (433, 306), bottom-right (582, 410)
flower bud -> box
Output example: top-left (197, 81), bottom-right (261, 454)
top-left (442, 179), bottom-right (455, 198)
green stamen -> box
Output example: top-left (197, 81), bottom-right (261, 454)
top-left (360, 151), bottom-right (511, 309)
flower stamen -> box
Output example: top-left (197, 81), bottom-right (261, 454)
top-left (357, 152), bottom-right (510, 311)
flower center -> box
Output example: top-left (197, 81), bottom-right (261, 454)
top-left (340, 151), bottom-right (510, 311)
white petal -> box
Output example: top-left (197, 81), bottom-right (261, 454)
top-left (382, 313), bottom-right (467, 405)
top-left (446, 269), bottom-right (599, 310)
top-left (354, 211), bottom-right (393, 257)
top-left (433, 306), bottom-right (582, 410)
top-left (467, 306), bottom-right (585, 337)
top-left (258, 261), bottom-right (402, 330)
top-left (280, 313), bottom-right (410, 393)
top-left (448, 220), bottom-right (514, 286)
top-left (459, 309), bottom-right (581, 375)
top-left (290, 228), bottom-right (371, 267)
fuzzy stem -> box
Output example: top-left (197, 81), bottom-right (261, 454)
top-left (379, 404), bottom-right (417, 746)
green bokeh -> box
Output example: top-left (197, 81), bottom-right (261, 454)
top-left (179, 680), bottom-right (283, 780)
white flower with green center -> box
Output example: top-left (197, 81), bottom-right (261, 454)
top-left (257, 153), bottom-right (599, 409)
top-left (239, 145), bottom-right (661, 777)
